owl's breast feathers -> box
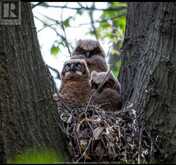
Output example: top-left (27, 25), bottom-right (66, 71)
top-left (59, 80), bottom-right (91, 106)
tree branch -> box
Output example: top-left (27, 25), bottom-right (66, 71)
top-left (34, 15), bottom-right (72, 56)
top-left (60, 11), bottom-right (72, 56)
top-left (70, 13), bottom-right (126, 28)
top-left (89, 3), bottom-right (98, 39)
top-left (47, 64), bottom-right (61, 80)
top-left (39, 4), bottom-right (127, 12)
top-left (31, 2), bottom-right (47, 9)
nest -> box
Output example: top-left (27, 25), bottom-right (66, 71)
top-left (54, 95), bottom-right (163, 163)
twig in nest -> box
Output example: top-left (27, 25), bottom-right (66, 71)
top-left (54, 93), bottom-right (162, 163)
top-left (76, 138), bottom-right (92, 162)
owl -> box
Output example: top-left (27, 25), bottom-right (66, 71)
top-left (70, 39), bottom-right (108, 73)
top-left (90, 71), bottom-right (122, 111)
top-left (59, 59), bottom-right (91, 106)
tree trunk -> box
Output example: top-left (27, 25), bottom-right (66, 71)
top-left (119, 2), bottom-right (176, 163)
top-left (0, 132), bottom-right (6, 163)
top-left (0, 1), bottom-right (69, 162)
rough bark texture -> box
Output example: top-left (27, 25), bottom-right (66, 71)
top-left (119, 3), bottom-right (159, 104)
top-left (119, 2), bottom-right (176, 163)
top-left (0, 132), bottom-right (6, 163)
top-left (0, 2), bottom-right (69, 162)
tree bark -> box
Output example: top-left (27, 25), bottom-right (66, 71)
top-left (0, 1), bottom-right (69, 162)
top-left (119, 3), bottom-right (159, 104)
top-left (0, 132), bottom-right (6, 163)
top-left (120, 2), bottom-right (176, 163)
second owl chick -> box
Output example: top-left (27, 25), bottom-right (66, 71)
top-left (59, 59), bottom-right (91, 106)
top-left (71, 39), bottom-right (108, 73)
top-left (90, 71), bottom-right (122, 111)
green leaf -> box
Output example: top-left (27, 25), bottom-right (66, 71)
top-left (100, 22), bottom-right (111, 29)
top-left (112, 60), bottom-right (122, 77)
top-left (51, 46), bottom-right (60, 56)
top-left (101, 10), bottom-right (115, 19)
top-left (111, 2), bottom-right (127, 7)
top-left (96, 2), bottom-right (127, 45)
top-left (63, 18), bottom-right (70, 28)
top-left (114, 16), bottom-right (126, 33)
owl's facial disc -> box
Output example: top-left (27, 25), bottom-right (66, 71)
top-left (62, 60), bottom-right (88, 80)
top-left (74, 62), bottom-right (82, 71)
top-left (62, 63), bottom-right (70, 77)
top-left (76, 71), bottom-right (83, 76)
top-left (75, 62), bottom-right (88, 76)
top-left (85, 47), bottom-right (102, 58)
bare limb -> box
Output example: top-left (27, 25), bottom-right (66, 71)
top-left (34, 16), bottom-right (64, 39)
top-left (31, 2), bottom-right (48, 9)
top-left (39, 4), bottom-right (127, 12)
top-left (34, 15), bottom-right (72, 56)
top-left (47, 64), bottom-right (61, 80)
top-left (61, 23), bottom-right (72, 56)
top-left (70, 13), bottom-right (126, 28)
top-left (77, 2), bottom-right (84, 8)
top-left (37, 23), bottom-right (56, 33)
top-left (89, 3), bottom-right (98, 40)
top-left (38, 13), bottom-right (73, 55)
top-left (76, 138), bottom-right (92, 162)
top-left (60, 11), bottom-right (72, 56)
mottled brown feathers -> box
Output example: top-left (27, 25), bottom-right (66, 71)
top-left (90, 71), bottom-right (122, 111)
top-left (58, 39), bottom-right (122, 111)
top-left (59, 59), bottom-right (91, 105)
top-left (59, 80), bottom-right (91, 106)
top-left (72, 39), bottom-right (105, 57)
top-left (90, 70), bottom-right (121, 94)
top-left (71, 40), bottom-right (108, 73)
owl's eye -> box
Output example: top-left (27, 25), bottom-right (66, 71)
top-left (64, 64), bottom-right (70, 72)
top-left (75, 63), bottom-right (82, 70)
top-left (91, 82), bottom-right (99, 89)
top-left (77, 48), bottom-right (85, 54)
top-left (91, 47), bottom-right (101, 55)
top-left (103, 82), bottom-right (111, 88)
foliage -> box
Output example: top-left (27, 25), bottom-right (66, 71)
top-left (51, 45), bottom-right (60, 56)
top-left (50, 40), bottom-right (65, 57)
top-left (32, 2), bottom-right (127, 75)
top-left (96, 2), bottom-right (127, 41)
top-left (112, 60), bottom-right (121, 77)
top-left (95, 2), bottom-right (127, 76)
top-left (8, 148), bottom-right (64, 164)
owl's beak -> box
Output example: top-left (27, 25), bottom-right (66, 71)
top-left (70, 63), bottom-right (76, 72)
